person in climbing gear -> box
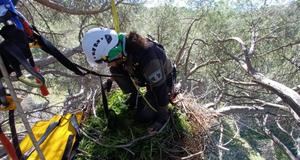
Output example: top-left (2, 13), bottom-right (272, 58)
top-left (81, 27), bottom-right (174, 133)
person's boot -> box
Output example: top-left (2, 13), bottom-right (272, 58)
top-left (134, 103), bottom-right (156, 123)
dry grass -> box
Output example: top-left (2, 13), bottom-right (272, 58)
top-left (173, 93), bottom-right (218, 159)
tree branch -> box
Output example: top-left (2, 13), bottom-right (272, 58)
top-left (220, 36), bottom-right (300, 122)
top-left (33, 0), bottom-right (118, 15)
top-left (223, 77), bottom-right (257, 86)
top-left (262, 116), bottom-right (297, 160)
top-left (217, 104), bottom-right (291, 118)
top-left (187, 59), bottom-right (220, 78)
top-left (35, 46), bottom-right (82, 68)
top-left (175, 17), bottom-right (202, 65)
top-left (265, 40), bottom-right (300, 55)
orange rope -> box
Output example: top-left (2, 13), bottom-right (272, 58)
top-left (0, 131), bottom-right (19, 160)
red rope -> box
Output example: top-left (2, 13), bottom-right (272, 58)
top-left (0, 132), bottom-right (19, 160)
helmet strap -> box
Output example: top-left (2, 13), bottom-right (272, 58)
top-left (107, 42), bottom-right (122, 61)
top-left (118, 33), bottom-right (127, 57)
top-left (107, 33), bottom-right (126, 62)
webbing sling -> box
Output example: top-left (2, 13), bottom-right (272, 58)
top-left (74, 64), bottom-right (123, 78)
top-left (9, 110), bottom-right (23, 159)
top-left (63, 115), bottom-right (81, 159)
top-left (100, 76), bottom-right (116, 129)
top-left (31, 26), bottom-right (85, 76)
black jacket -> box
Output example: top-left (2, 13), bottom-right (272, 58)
top-left (124, 39), bottom-right (173, 107)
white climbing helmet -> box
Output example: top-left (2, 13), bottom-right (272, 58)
top-left (81, 27), bottom-right (122, 66)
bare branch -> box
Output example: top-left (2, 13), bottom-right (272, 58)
top-left (218, 124), bottom-right (224, 160)
top-left (265, 40), bottom-right (300, 55)
top-left (180, 151), bottom-right (203, 160)
top-left (35, 46), bottom-right (82, 68)
top-left (223, 120), bottom-right (239, 146)
top-left (253, 77), bottom-right (300, 122)
top-left (282, 55), bottom-right (300, 71)
top-left (248, 28), bottom-right (257, 56)
top-left (223, 77), bottom-right (257, 86)
top-left (183, 38), bottom-right (209, 77)
top-left (217, 104), bottom-right (291, 118)
top-left (187, 59), bottom-right (220, 78)
top-left (41, 70), bottom-right (79, 78)
top-left (220, 36), bottom-right (300, 122)
top-left (262, 116), bottom-right (297, 160)
top-left (224, 37), bottom-right (257, 75)
top-left (175, 17), bottom-right (202, 65)
top-left (63, 85), bottom-right (86, 114)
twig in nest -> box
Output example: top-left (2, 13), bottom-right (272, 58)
top-left (181, 151), bottom-right (203, 160)
top-left (80, 118), bottom-right (170, 155)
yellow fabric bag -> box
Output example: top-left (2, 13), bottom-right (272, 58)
top-left (19, 112), bottom-right (83, 160)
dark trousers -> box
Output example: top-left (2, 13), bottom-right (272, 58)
top-left (110, 67), bottom-right (173, 122)
top-left (110, 66), bottom-right (172, 123)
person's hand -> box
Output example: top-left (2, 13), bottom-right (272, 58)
top-left (103, 79), bottom-right (113, 92)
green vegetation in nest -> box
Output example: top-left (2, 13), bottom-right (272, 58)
top-left (77, 90), bottom-right (214, 160)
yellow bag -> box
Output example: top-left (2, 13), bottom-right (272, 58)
top-left (19, 112), bottom-right (83, 160)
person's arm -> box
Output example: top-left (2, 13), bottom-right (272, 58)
top-left (143, 57), bottom-right (169, 107)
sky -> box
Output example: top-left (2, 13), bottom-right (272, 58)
top-left (144, 0), bottom-right (189, 8)
top-left (143, 0), bottom-right (294, 8)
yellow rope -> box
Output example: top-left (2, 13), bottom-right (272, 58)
top-left (111, 0), bottom-right (120, 33)
top-left (130, 77), bottom-right (158, 112)
top-left (110, 1), bottom-right (157, 112)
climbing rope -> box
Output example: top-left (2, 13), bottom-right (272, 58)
top-left (0, 55), bottom-right (45, 160)
top-left (111, 0), bottom-right (120, 32)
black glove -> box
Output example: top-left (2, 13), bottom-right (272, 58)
top-left (125, 91), bottom-right (138, 109)
top-left (103, 79), bottom-right (113, 92)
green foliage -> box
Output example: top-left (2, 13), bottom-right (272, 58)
top-left (267, 121), bottom-right (298, 156)
top-left (78, 90), bottom-right (192, 160)
top-left (215, 117), bottom-right (298, 159)
top-left (214, 118), bottom-right (265, 160)
top-left (240, 127), bottom-right (269, 155)
top-left (275, 145), bottom-right (290, 160)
